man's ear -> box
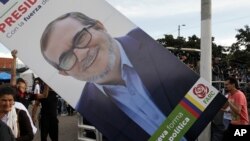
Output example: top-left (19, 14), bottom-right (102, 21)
top-left (94, 20), bottom-right (107, 32)
top-left (59, 70), bottom-right (68, 76)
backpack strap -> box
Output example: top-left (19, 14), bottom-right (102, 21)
top-left (15, 108), bottom-right (21, 138)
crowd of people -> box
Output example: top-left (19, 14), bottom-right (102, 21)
top-left (210, 76), bottom-right (249, 141)
top-left (0, 50), bottom-right (75, 141)
top-left (176, 51), bottom-right (250, 141)
top-left (1, 47), bottom-right (249, 140)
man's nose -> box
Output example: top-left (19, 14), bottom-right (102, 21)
top-left (73, 48), bottom-right (90, 62)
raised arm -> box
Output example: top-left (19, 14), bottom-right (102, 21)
top-left (10, 50), bottom-right (17, 86)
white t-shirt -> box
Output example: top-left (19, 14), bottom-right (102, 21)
top-left (34, 84), bottom-right (40, 94)
top-left (223, 94), bottom-right (232, 120)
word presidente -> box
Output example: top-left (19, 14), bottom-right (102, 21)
top-left (0, 0), bottom-right (38, 33)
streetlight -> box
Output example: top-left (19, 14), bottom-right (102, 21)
top-left (178, 24), bottom-right (186, 37)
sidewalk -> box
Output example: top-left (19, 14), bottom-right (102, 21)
top-left (32, 114), bottom-right (78, 141)
top-left (28, 105), bottom-right (78, 141)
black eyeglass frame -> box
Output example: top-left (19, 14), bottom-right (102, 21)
top-left (57, 24), bottom-right (95, 71)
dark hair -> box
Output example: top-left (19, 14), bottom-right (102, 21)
top-left (225, 77), bottom-right (239, 89)
top-left (17, 78), bottom-right (25, 84)
top-left (34, 77), bottom-right (43, 83)
top-left (40, 12), bottom-right (97, 69)
top-left (0, 84), bottom-right (17, 98)
top-left (32, 77), bottom-right (45, 93)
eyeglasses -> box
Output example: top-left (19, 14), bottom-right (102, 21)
top-left (58, 24), bottom-right (95, 71)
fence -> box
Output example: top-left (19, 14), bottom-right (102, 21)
top-left (77, 114), bottom-right (103, 141)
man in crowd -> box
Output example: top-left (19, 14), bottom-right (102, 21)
top-left (32, 84), bottom-right (59, 141)
top-left (222, 77), bottom-right (249, 140)
top-left (10, 50), bottom-right (30, 109)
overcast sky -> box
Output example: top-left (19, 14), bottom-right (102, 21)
top-left (1, 0), bottom-right (250, 58)
top-left (105, 0), bottom-right (250, 44)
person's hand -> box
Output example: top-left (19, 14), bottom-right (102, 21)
top-left (11, 50), bottom-right (17, 59)
top-left (228, 99), bottom-right (234, 105)
top-left (221, 100), bottom-right (229, 110)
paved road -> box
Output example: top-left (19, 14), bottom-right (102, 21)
top-left (33, 114), bottom-right (79, 141)
top-left (28, 105), bottom-right (79, 141)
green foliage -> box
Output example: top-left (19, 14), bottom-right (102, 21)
top-left (228, 25), bottom-right (250, 68)
top-left (156, 34), bottom-right (227, 60)
top-left (156, 25), bottom-right (250, 70)
top-left (157, 34), bottom-right (185, 47)
top-left (186, 35), bottom-right (200, 49)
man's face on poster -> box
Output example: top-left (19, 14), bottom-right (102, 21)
top-left (43, 17), bottom-right (117, 83)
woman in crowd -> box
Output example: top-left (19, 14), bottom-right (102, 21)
top-left (0, 84), bottom-right (34, 141)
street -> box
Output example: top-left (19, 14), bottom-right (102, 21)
top-left (33, 114), bottom-right (79, 141)
top-left (28, 105), bottom-right (79, 141)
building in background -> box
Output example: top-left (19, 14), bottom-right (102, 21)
top-left (0, 57), bottom-right (32, 86)
top-left (0, 57), bottom-right (13, 70)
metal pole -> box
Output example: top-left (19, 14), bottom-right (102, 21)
top-left (178, 25), bottom-right (180, 37)
top-left (198, 0), bottom-right (212, 141)
top-left (178, 24), bottom-right (186, 37)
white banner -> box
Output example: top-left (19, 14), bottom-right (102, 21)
top-left (0, 0), bottom-right (135, 106)
top-left (0, 0), bottom-right (226, 140)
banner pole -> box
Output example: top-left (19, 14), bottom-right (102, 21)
top-left (199, 0), bottom-right (212, 141)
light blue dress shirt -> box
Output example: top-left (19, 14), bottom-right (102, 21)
top-left (96, 41), bottom-right (187, 141)
top-left (95, 41), bottom-right (165, 135)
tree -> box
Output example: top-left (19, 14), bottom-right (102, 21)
top-left (157, 34), bottom-right (185, 48)
top-left (235, 25), bottom-right (250, 51)
top-left (157, 34), bottom-right (227, 59)
top-left (185, 35), bottom-right (200, 49)
top-left (228, 25), bottom-right (250, 68)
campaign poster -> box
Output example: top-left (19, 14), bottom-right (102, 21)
top-left (0, 0), bottom-right (227, 140)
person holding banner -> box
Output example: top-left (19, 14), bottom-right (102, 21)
top-left (32, 83), bottom-right (59, 141)
top-left (222, 77), bottom-right (249, 140)
top-left (224, 77), bottom-right (249, 125)
top-left (40, 12), bottom-right (226, 141)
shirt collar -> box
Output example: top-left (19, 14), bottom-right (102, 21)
top-left (115, 39), bottom-right (133, 68)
